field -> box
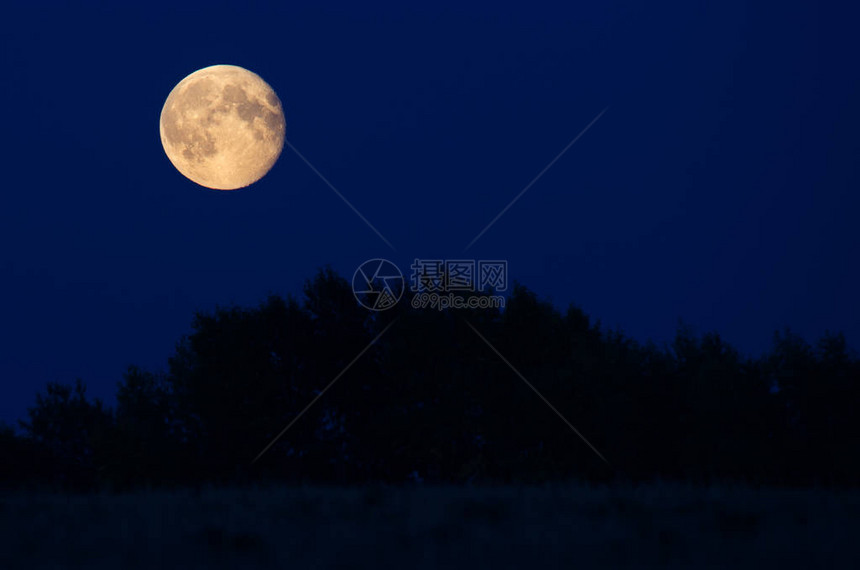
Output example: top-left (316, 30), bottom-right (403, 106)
top-left (2, 482), bottom-right (858, 569)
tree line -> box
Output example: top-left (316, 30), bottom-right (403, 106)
top-left (2, 268), bottom-right (858, 490)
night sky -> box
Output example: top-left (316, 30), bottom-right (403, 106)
top-left (1, 2), bottom-right (858, 426)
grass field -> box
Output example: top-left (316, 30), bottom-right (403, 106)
top-left (2, 482), bottom-right (858, 569)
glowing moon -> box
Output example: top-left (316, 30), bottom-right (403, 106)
top-left (160, 64), bottom-right (286, 190)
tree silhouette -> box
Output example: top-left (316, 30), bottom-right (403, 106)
top-left (18, 379), bottom-right (113, 490)
top-left (4, 268), bottom-right (859, 490)
top-left (106, 365), bottom-right (187, 488)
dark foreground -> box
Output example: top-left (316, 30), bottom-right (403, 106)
top-left (2, 483), bottom-right (858, 569)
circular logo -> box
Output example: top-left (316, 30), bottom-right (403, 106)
top-left (352, 259), bottom-right (405, 311)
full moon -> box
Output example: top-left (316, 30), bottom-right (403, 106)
top-left (160, 64), bottom-right (286, 190)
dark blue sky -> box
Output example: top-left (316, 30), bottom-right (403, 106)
top-left (1, 2), bottom-right (858, 425)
